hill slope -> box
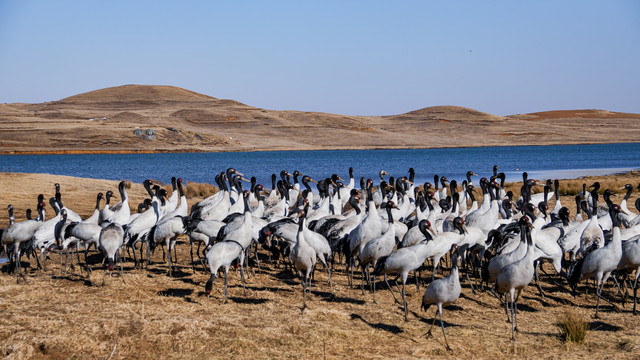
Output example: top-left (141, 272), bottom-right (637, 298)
top-left (1, 85), bottom-right (639, 154)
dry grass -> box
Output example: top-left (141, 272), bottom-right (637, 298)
top-left (184, 181), bottom-right (218, 198)
top-left (558, 310), bottom-right (588, 344)
top-left (1, 171), bottom-right (640, 359)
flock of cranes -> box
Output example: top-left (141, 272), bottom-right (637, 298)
top-left (2, 166), bottom-right (640, 347)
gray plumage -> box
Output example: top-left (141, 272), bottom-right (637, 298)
top-left (421, 250), bottom-right (461, 351)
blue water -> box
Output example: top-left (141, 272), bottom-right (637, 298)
top-left (0, 143), bottom-right (638, 188)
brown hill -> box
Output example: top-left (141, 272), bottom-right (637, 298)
top-left (403, 105), bottom-right (504, 121)
top-left (59, 84), bottom-right (218, 104)
top-left (1, 85), bottom-right (639, 154)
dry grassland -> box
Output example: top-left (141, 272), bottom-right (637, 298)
top-left (0, 171), bottom-right (639, 359)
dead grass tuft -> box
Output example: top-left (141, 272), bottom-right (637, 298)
top-left (558, 310), bottom-right (588, 344)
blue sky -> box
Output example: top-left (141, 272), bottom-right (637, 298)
top-left (0, 1), bottom-right (639, 116)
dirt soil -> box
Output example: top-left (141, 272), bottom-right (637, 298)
top-left (1, 85), bottom-right (639, 154)
top-left (1, 171), bottom-right (639, 359)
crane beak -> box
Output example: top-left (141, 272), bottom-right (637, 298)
top-left (309, 179), bottom-right (318, 184)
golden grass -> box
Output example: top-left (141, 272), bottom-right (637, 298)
top-left (0, 171), bottom-right (640, 359)
top-left (558, 310), bottom-right (588, 344)
top-left (184, 181), bottom-right (218, 198)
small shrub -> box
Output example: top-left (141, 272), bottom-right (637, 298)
top-left (558, 310), bottom-right (588, 344)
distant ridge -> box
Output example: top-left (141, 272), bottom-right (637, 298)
top-left (59, 84), bottom-right (218, 103)
top-left (402, 105), bottom-right (504, 120)
top-left (1, 84), bottom-right (639, 154)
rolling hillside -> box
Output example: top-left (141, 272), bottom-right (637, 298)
top-left (1, 84), bottom-right (639, 154)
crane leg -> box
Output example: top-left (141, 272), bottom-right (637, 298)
top-left (41, 249), bottom-right (48, 271)
top-left (200, 244), bottom-right (208, 273)
top-left (534, 262), bottom-right (545, 298)
top-left (131, 244), bottom-right (139, 269)
top-left (301, 274), bottom-right (308, 312)
top-left (119, 252), bottom-right (125, 283)
top-left (223, 268), bottom-right (229, 304)
top-left (61, 248), bottom-right (67, 275)
top-left (167, 242), bottom-right (173, 277)
top-left (75, 243), bottom-right (82, 273)
top-left (465, 272), bottom-right (476, 295)
top-left (504, 292), bottom-right (510, 322)
top-left (402, 282), bottom-right (408, 322)
top-left (384, 275), bottom-right (400, 305)
top-left (372, 273), bottom-right (376, 304)
top-left (86, 246), bottom-right (93, 276)
top-left (439, 306), bottom-right (451, 351)
top-left (514, 290), bottom-right (521, 333)
top-left (326, 263), bottom-right (333, 292)
top-left (139, 242), bottom-right (145, 268)
top-left (633, 275), bottom-right (638, 315)
top-left (240, 257), bottom-right (247, 296)
top-left (190, 241), bottom-right (196, 274)
top-left (425, 308), bottom-right (438, 338)
top-left (15, 249), bottom-right (22, 284)
top-left (173, 242), bottom-right (178, 267)
top-left (510, 293), bottom-right (516, 340)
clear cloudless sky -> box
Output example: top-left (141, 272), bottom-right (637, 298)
top-left (0, 1), bottom-right (639, 116)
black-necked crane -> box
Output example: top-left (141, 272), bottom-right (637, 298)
top-left (579, 189), bottom-right (604, 256)
top-left (107, 181), bottom-right (131, 225)
top-left (100, 190), bottom-right (115, 223)
top-left (569, 205), bottom-right (624, 318)
top-left (148, 214), bottom-right (190, 276)
top-left (291, 203), bottom-right (316, 311)
top-left (347, 180), bottom-right (382, 286)
top-left (374, 218), bottom-right (466, 321)
top-left (372, 170), bottom-right (389, 206)
top-left (124, 180), bottom-right (160, 266)
top-left (619, 183), bottom-right (637, 227)
top-left (1, 202), bottom-right (45, 282)
top-left (360, 201), bottom-right (399, 301)
top-left (204, 190), bottom-right (253, 300)
top-left (82, 192), bottom-right (103, 225)
top-left (166, 177), bottom-right (179, 213)
top-left (98, 222), bottom-right (125, 285)
top-left (616, 232), bottom-right (640, 314)
top-left (421, 244), bottom-right (460, 351)
top-left (495, 216), bottom-right (535, 340)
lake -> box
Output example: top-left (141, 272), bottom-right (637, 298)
top-left (0, 143), bottom-right (638, 188)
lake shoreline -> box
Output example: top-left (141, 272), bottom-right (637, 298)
top-left (1, 140), bottom-right (639, 156)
